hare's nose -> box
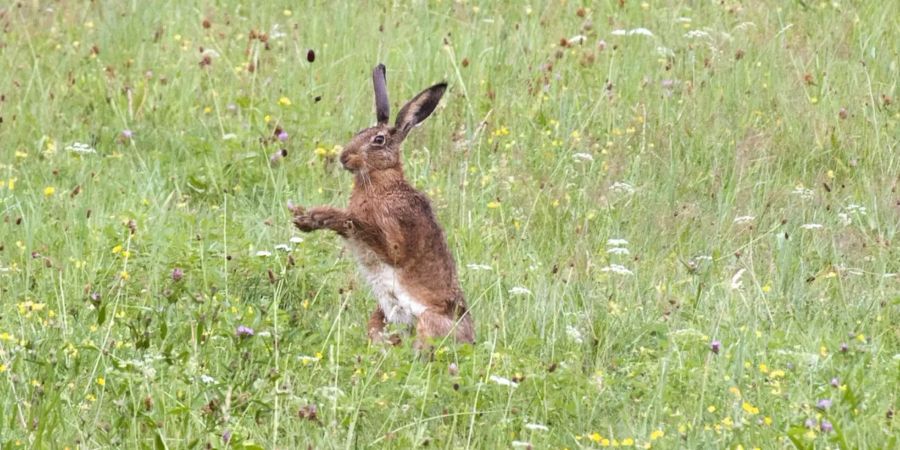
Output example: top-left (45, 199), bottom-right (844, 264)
top-left (339, 152), bottom-right (351, 169)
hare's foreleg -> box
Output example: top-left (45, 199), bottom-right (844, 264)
top-left (367, 306), bottom-right (402, 346)
top-left (293, 206), bottom-right (352, 235)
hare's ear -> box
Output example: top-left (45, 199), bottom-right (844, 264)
top-left (373, 64), bottom-right (390, 124)
top-left (394, 82), bottom-right (447, 135)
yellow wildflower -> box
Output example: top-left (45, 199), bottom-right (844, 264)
top-left (278, 96), bottom-right (292, 106)
top-left (44, 186), bottom-right (56, 197)
top-left (742, 402), bottom-right (759, 415)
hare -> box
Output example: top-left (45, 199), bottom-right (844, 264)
top-left (292, 64), bottom-right (474, 350)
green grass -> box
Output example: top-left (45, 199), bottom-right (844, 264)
top-left (1, 1), bottom-right (898, 448)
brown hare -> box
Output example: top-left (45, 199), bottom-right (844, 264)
top-left (292, 64), bottom-right (474, 350)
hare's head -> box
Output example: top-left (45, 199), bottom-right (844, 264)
top-left (339, 64), bottom-right (446, 174)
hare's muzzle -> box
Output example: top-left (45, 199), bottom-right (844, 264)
top-left (339, 151), bottom-right (359, 171)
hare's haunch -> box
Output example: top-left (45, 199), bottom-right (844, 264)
top-left (293, 64), bottom-right (474, 350)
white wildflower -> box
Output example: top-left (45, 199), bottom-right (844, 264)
top-left (792, 186), bottom-right (814, 199)
top-left (222, 133), bottom-right (237, 140)
top-left (609, 181), bottom-right (636, 194)
top-left (508, 286), bottom-right (532, 296)
top-left (733, 22), bottom-right (756, 31)
top-left (489, 375), bottom-right (518, 388)
top-left (838, 213), bottom-right (851, 226)
top-left (200, 374), bottom-right (216, 384)
top-left (601, 264), bottom-right (633, 275)
top-left (524, 423), bottom-right (550, 432)
top-left (269, 24), bottom-right (286, 40)
top-left (607, 247), bottom-right (630, 255)
top-left (201, 48), bottom-right (220, 59)
top-left (567, 34), bottom-right (587, 45)
top-left (467, 263), bottom-right (493, 271)
top-left (316, 386), bottom-right (345, 401)
top-left (607, 238), bottom-right (629, 247)
top-left (845, 204), bottom-right (867, 215)
top-left (684, 30), bottom-right (711, 39)
top-left (289, 236), bottom-right (304, 244)
top-left (255, 250), bottom-right (272, 257)
top-left (656, 46), bottom-right (675, 57)
top-left (511, 441), bottom-right (532, 448)
top-left (733, 215), bottom-right (755, 224)
top-left (566, 325), bottom-right (584, 344)
top-left (66, 142), bottom-right (96, 154)
top-left (611, 27), bottom-right (655, 37)
top-left (800, 223), bottom-right (824, 230)
top-left (298, 355), bottom-right (320, 364)
top-left (629, 27), bottom-right (655, 37)
top-left (274, 244), bottom-right (291, 252)
top-left (730, 268), bottom-right (746, 290)
top-left (572, 152), bottom-right (594, 162)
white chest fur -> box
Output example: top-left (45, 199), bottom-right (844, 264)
top-left (344, 239), bottom-right (426, 326)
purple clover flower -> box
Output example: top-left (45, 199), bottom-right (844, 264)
top-left (236, 325), bottom-right (254, 337)
top-left (171, 267), bottom-right (184, 282)
top-left (122, 129), bottom-right (133, 139)
top-left (817, 399), bottom-right (832, 410)
top-left (820, 420), bottom-right (833, 433)
top-left (830, 377), bottom-right (840, 388)
top-left (710, 340), bottom-right (721, 354)
top-left (277, 130), bottom-right (289, 141)
top-left (222, 429), bottom-right (232, 444)
top-left (840, 342), bottom-right (849, 353)
top-left (804, 418), bottom-right (817, 429)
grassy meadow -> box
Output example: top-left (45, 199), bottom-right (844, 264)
top-left (1, 0), bottom-right (898, 448)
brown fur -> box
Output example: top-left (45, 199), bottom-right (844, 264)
top-left (292, 64), bottom-right (474, 350)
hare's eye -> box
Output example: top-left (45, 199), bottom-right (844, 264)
top-left (372, 135), bottom-right (385, 145)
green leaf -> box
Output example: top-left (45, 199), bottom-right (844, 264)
top-left (98, 304), bottom-right (107, 326)
top-left (155, 430), bottom-right (168, 450)
top-left (786, 426), bottom-right (811, 450)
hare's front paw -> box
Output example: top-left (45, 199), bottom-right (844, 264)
top-left (293, 213), bottom-right (317, 232)
top-left (294, 206), bottom-right (348, 233)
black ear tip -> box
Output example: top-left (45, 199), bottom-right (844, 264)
top-left (435, 82), bottom-right (448, 92)
top-left (375, 63), bottom-right (386, 75)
